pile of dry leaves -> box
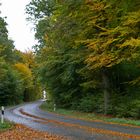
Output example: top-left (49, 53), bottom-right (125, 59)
top-left (0, 124), bottom-right (67, 140)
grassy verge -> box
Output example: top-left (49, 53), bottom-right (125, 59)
top-left (40, 101), bottom-right (140, 127)
top-left (0, 121), bottom-right (13, 131)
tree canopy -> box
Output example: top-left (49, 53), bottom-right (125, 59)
top-left (1, 0), bottom-right (140, 119)
top-left (25, 0), bottom-right (140, 118)
top-left (0, 15), bottom-right (42, 105)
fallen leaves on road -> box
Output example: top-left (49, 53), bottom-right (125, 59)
top-left (19, 109), bottom-right (140, 140)
top-left (0, 124), bottom-right (67, 140)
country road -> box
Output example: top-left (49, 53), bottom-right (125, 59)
top-left (5, 100), bottom-right (140, 140)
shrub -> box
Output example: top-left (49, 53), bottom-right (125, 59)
top-left (78, 95), bottom-right (100, 113)
top-left (115, 99), bottom-right (140, 119)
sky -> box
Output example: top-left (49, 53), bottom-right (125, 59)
top-left (1, 0), bottom-right (36, 52)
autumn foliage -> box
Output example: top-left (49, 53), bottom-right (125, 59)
top-left (25, 0), bottom-right (140, 118)
top-left (0, 16), bottom-right (42, 105)
top-left (0, 124), bottom-right (66, 140)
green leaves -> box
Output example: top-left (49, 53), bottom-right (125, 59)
top-left (0, 16), bottom-right (41, 105)
top-left (0, 63), bottom-right (24, 105)
top-left (26, 0), bottom-right (140, 117)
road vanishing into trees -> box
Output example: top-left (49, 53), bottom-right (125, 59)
top-left (5, 100), bottom-right (140, 140)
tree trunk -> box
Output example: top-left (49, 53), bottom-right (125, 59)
top-left (102, 70), bottom-right (110, 115)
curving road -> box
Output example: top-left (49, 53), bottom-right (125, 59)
top-left (5, 100), bottom-right (140, 140)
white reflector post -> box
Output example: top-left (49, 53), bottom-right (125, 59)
top-left (1, 106), bottom-right (4, 124)
top-left (54, 104), bottom-right (56, 111)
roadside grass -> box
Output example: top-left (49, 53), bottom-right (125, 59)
top-left (40, 101), bottom-right (140, 127)
top-left (0, 121), bottom-right (13, 131)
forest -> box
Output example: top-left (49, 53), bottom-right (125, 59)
top-left (0, 16), bottom-right (42, 105)
top-left (1, 0), bottom-right (140, 119)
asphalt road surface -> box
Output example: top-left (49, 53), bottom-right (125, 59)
top-left (5, 100), bottom-right (140, 140)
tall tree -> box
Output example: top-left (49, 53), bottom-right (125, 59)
top-left (26, 0), bottom-right (140, 116)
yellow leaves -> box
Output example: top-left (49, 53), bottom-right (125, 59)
top-left (86, 1), bottom-right (106, 12)
top-left (120, 38), bottom-right (140, 49)
top-left (129, 77), bottom-right (140, 86)
top-left (102, 38), bottom-right (114, 49)
top-left (100, 55), bottom-right (114, 66)
top-left (44, 33), bottom-right (49, 42)
top-left (86, 39), bottom-right (99, 50)
top-left (83, 9), bottom-right (140, 70)
top-left (22, 50), bottom-right (35, 69)
top-left (123, 10), bottom-right (140, 26)
top-left (14, 63), bottom-right (32, 78)
top-left (14, 63), bottom-right (33, 88)
top-left (86, 52), bottom-right (120, 69)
